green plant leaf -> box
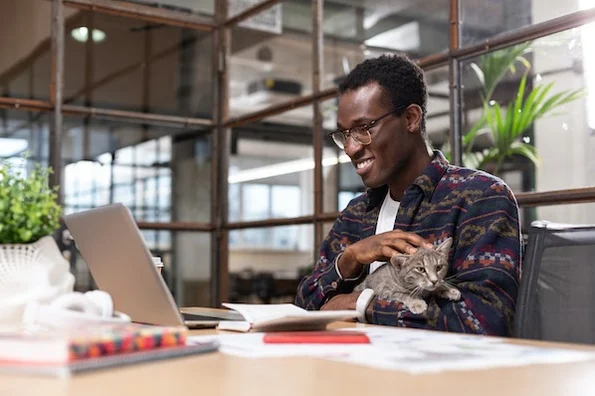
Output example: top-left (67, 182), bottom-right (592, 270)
top-left (479, 42), bottom-right (532, 101)
top-left (0, 157), bottom-right (62, 244)
top-left (469, 62), bottom-right (485, 92)
top-left (463, 114), bottom-right (488, 154)
top-left (509, 141), bottom-right (540, 166)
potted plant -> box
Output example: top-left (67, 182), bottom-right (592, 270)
top-left (0, 158), bottom-right (74, 327)
top-left (460, 43), bottom-right (584, 176)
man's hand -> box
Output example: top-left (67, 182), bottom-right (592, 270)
top-left (320, 292), bottom-right (361, 311)
top-left (338, 230), bottom-right (433, 278)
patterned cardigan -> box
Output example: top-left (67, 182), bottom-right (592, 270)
top-left (295, 151), bottom-right (521, 337)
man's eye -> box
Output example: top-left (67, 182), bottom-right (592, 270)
top-left (351, 125), bottom-right (368, 136)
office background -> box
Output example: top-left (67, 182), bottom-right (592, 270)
top-left (1, 0), bottom-right (594, 307)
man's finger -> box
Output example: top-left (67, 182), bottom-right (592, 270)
top-left (388, 230), bottom-right (433, 249)
top-left (390, 239), bottom-right (417, 254)
top-left (381, 245), bottom-right (398, 259)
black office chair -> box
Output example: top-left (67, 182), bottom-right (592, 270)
top-left (514, 220), bottom-right (595, 344)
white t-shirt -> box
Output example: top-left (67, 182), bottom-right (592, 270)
top-left (369, 191), bottom-right (400, 274)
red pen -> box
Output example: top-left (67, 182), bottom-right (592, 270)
top-left (262, 331), bottom-right (370, 344)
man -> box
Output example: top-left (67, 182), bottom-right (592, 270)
top-left (295, 54), bottom-right (521, 337)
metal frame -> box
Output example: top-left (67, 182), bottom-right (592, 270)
top-left (448, 0), bottom-right (463, 166)
top-left (3, 0), bottom-right (595, 306)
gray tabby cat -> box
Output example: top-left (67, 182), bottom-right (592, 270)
top-left (354, 237), bottom-right (461, 314)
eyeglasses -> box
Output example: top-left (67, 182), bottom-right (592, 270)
top-left (329, 106), bottom-right (406, 150)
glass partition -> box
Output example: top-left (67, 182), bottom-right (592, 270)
top-left (229, 1), bottom-right (312, 118)
top-left (63, 9), bottom-right (214, 118)
top-left (228, 224), bottom-right (314, 304)
top-left (229, 106), bottom-right (315, 224)
top-left (124, 0), bottom-right (214, 16)
top-left (0, 0), bottom-right (53, 101)
top-left (461, 0), bottom-right (595, 45)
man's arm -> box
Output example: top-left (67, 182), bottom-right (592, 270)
top-left (366, 182), bottom-right (521, 337)
top-left (295, 213), bottom-right (364, 310)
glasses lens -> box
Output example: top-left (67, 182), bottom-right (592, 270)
top-left (330, 132), bottom-right (345, 149)
top-left (351, 126), bottom-right (371, 145)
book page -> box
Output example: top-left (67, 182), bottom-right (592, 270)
top-left (222, 303), bottom-right (306, 324)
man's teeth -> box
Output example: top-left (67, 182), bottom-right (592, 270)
top-left (357, 159), bottom-right (373, 169)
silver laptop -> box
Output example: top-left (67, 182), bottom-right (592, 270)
top-left (63, 203), bottom-right (242, 328)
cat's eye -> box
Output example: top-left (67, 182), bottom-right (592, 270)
top-left (437, 265), bottom-right (444, 271)
top-left (417, 267), bottom-right (426, 273)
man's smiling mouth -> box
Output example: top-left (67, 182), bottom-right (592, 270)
top-left (354, 158), bottom-right (374, 175)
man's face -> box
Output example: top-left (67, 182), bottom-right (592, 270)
top-left (336, 82), bottom-right (414, 188)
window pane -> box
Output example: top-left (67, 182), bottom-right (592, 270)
top-left (322, 1), bottom-right (449, 90)
top-left (0, 110), bottom-right (49, 166)
top-left (63, 9), bottom-right (213, 118)
top-left (271, 185), bottom-right (300, 218)
top-left (229, 1), bottom-right (311, 118)
top-left (62, 117), bottom-right (198, 225)
top-left (128, 0), bottom-right (214, 16)
top-left (0, 0), bottom-right (53, 101)
top-left (229, 224), bottom-right (314, 303)
top-left (242, 184), bottom-right (270, 220)
top-left (462, 0), bottom-right (595, 45)
top-left (533, 203), bottom-right (595, 231)
top-left (229, 107), bottom-right (315, 221)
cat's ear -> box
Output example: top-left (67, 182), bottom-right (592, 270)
top-left (436, 237), bottom-right (453, 254)
top-left (390, 253), bottom-right (409, 269)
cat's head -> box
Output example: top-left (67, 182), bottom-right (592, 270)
top-left (389, 237), bottom-right (453, 292)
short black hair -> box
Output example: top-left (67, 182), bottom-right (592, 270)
top-left (338, 53), bottom-right (427, 135)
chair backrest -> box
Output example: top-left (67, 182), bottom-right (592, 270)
top-left (514, 220), bottom-right (595, 344)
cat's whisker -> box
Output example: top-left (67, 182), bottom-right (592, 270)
top-left (408, 286), bottom-right (422, 299)
top-left (442, 280), bottom-right (456, 288)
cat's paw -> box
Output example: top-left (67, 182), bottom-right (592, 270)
top-left (408, 300), bottom-right (427, 314)
top-left (440, 287), bottom-right (462, 301)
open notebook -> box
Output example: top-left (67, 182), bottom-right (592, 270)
top-left (216, 303), bottom-right (359, 332)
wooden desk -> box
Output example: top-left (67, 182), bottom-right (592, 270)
top-left (2, 319), bottom-right (595, 396)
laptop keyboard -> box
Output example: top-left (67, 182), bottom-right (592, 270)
top-left (182, 312), bottom-right (235, 322)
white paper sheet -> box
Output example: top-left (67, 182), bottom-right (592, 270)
top-left (188, 326), bottom-right (595, 374)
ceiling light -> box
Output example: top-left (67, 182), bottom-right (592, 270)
top-left (71, 27), bottom-right (107, 43)
top-left (228, 154), bottom-right (351, 184)
top-left (0, 138), bottom-right (28, 157)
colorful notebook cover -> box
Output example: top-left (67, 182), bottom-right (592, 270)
top-left (67, 323), bottom-right (187, 361)
top-left (0, 323), bottom-right (188, 364)
top-left (0, 340), bottom-right (219, 377)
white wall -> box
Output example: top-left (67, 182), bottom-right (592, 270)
top-left (532, 0), bottom-right (595, 224)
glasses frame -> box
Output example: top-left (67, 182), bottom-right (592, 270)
top-left (329, 105), bottom-right (407, 149)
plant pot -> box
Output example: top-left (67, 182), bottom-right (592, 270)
top-left (0, 236), bottom-right (74, 328)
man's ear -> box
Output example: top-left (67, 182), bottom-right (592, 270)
top-left (436, 237), bottom-right (453, 254)
top-left (390, 253), bottom-right (409, 269)
top-left (405, 104), bottom-right (423, 134)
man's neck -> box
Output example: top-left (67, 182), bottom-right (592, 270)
top-left (387, 146), bottom-right (433, 201)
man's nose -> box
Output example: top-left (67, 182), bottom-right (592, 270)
top-left (344, 136), bottom-right (363, 157)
